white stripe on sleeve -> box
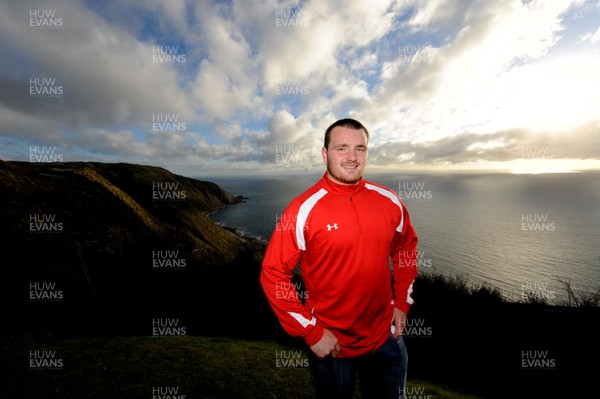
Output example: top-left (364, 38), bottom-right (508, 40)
top-left (365, 183), bottom-right (404, 232)
top-left (295, 188), bottom-right (328, 250)
top-left (288, 312), bottom-right (317, 328)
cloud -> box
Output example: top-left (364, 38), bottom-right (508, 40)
top-left (362, 0), bottom-right (585, 143)
top-left (581, 25), bottom-right (600, 43)
top-left (0, 0), bottom-right (194, 130)
top-left (188, 1), bottom-right (262, 121)
top-left (0, 0), bottom-right (598, 175)
top-left (368, 121), bottom-right (600, 166)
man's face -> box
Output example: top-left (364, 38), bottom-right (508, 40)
top-left (322, 126), bottom-right (368, 185)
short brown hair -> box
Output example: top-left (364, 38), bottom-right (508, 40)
top-left (324, 118), bottom-right (370, 149)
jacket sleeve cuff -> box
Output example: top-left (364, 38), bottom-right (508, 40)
top-left (395, 302), bottom-right (411, 315)
top-left (395, 303), bottom-right (410, 314)
top-left (303, 324), bottom-right (324, 347)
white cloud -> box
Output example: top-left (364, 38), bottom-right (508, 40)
top-left (1, 0), bottom-right (599, 174)
top-left (362, 0), bottom-right (596, 144)
top-left (581, 25), bottom-right (600, 43)
top-left (0, 0), bottom-right (194, 128)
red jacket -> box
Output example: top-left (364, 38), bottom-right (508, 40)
top-left (260, 173), bottom-right (419, 358)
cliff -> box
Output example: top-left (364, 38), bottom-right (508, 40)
top-left (0, 160), bottom-right (269, 335)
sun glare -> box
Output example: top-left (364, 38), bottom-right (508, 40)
top-left (508, 158), bottom-right (596, 174)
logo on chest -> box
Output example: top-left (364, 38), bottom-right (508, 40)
top-left (326, 223), bottom-right (338, 231)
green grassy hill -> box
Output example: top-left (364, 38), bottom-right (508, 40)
top-left (0, 334), bottom-right (484, 399)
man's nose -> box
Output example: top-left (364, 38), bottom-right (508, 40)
top-left (346, 149), bottom-right (357, 161)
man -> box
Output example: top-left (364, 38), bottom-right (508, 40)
top-left (260, 118), bottom-right (419, 399)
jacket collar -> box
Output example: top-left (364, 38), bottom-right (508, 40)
top-left (320, 172), bottom-right (366, 196)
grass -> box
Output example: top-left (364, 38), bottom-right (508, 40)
top-left (0, 334), bottom-right (484, 399)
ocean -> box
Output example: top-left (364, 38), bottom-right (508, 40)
top-left (206, 172), bottom-right (600, 305)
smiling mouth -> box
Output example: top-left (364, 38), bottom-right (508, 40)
top-left (342, 164), bottom-right (359, 170)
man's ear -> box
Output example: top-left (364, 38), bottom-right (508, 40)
top-left (321, 147), bottom-right (327, 164)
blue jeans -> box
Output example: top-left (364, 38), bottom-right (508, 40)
top-left (308, 335), bottom-right (408, 399)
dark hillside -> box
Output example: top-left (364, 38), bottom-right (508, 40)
top-left (405, 273), bottom-right (599, 398)
top-left (0, 161), bottom-right (271, 337)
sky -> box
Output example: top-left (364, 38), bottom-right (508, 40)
top-left (1, 0), bottom-right (599, 177)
